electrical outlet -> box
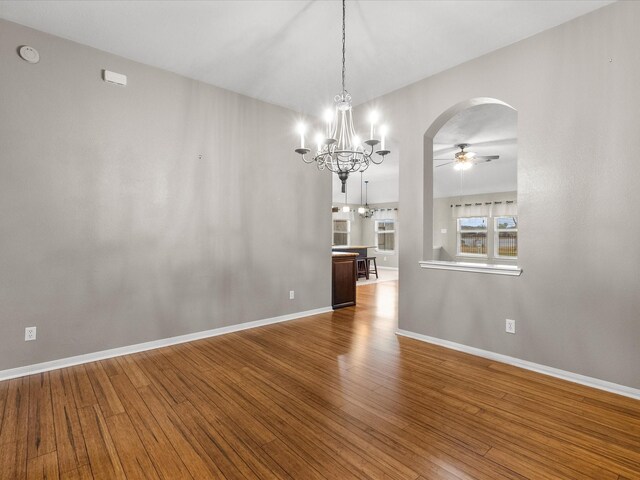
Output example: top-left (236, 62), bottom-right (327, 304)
top-left (289, 290), bottom-right (295, 300)
top-left (505, 319), bottom-right (516, 334)
top-left (384, 256), bottom-right (387, 261)
top-left (25, 326), bottom-right (37, 341)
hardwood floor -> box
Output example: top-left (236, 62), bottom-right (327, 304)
top-left (1, 280), bottom-right (639, 479)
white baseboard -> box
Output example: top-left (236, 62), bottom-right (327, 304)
top-left (0, 306), bottom-right (333, 382)
top-left (377, 266), bottom-right (399, 271)
top-left (396, 329), bottom-right (640, 400)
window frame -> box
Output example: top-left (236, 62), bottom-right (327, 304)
top-left (494, 216), bottom-right (518, 260)
top-left (332, 219), bottom-right (351, 246)
top-left (456, 216), bottom-right (489, 258)
top-left (374, 219), bottom-right (396, 254)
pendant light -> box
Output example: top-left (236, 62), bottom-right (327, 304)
top-left (359, 177), bottom-right (374, 219)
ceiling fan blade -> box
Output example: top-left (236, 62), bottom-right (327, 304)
top-left (434, 158), bottom-right (451, 162)
top-left (435, 161), bottom-right (454, 168)
top-left (474, 155), bottom-right (500, 161)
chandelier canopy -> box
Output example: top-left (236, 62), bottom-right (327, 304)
top-left (294, 0), bottom-right (390, 193)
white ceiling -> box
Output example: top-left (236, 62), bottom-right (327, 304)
top-left (433, 104), bottom-right (517, 198)
top-left (1, 0), bottom-right (611, 205)
top-left (0, 0), bottom-right (613, 114)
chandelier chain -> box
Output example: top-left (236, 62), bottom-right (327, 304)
top-left (342, 0), bottom-right (346, 95)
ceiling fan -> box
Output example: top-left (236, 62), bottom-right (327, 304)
top-left (434, 144), bottom-right (499, 171)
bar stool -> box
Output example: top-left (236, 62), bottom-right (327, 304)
top-left (365, 256), bottom-right (378, 279)
top-left (356, 258), bottom-right (369, 280)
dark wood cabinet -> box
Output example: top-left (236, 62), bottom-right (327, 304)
top-left (332, 253), bottom-right (358, 309)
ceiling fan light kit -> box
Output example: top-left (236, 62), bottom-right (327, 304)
top-left (294, 0), bottom-right (389, 193)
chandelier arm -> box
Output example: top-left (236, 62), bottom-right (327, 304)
top-left (370, 154), bottom-right (385, 165)
top-left (363, 143), bottom-right (375, 156)
top-left (301, 153), bottom-right (315, 164)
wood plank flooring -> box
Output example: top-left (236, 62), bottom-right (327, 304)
top-left (1, 280), bottom-right (640, 479)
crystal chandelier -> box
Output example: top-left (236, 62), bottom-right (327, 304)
top-left (294, 0), bottom-right (390, 193)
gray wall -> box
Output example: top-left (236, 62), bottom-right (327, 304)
top-left (358, 1), bottom-right (640, 389)
top-left (0, 19), bottom-right (331, 371)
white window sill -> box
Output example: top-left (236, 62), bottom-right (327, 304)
top-left (419, 260), bottom-right (522, 276)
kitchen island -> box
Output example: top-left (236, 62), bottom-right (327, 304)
top-left (332, 252), bottom-right (358, 309)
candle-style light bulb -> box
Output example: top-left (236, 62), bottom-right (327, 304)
top-left (369, 111), bottom-right (378, 140)
top-left (297, 123), bottom-right (306, 149)
top-left (352, 135), bottom-right (361, 151)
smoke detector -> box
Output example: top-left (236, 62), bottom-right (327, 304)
top-left (18, 45), bottom-right (40, 64)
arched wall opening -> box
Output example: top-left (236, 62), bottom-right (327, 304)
top-left (422, 98), bottom-right (518, 272)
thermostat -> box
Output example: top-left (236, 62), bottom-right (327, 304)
top-left (18, 45), bottom-right (40, 64)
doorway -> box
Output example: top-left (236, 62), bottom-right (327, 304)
top-left (331, 141), bottom-right (399, 286)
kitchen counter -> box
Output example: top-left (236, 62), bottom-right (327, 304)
top-left (332, 245), bottom-right (375, 258)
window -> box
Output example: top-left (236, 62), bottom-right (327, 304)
top-left (457, 217), bottom-right (488, 257)
top-left (333, 219), bottom-right (350, 246)
top-left (375, 220), bottom-right (396, 252)
top-left (495, 216), bottom-right (518, 258)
